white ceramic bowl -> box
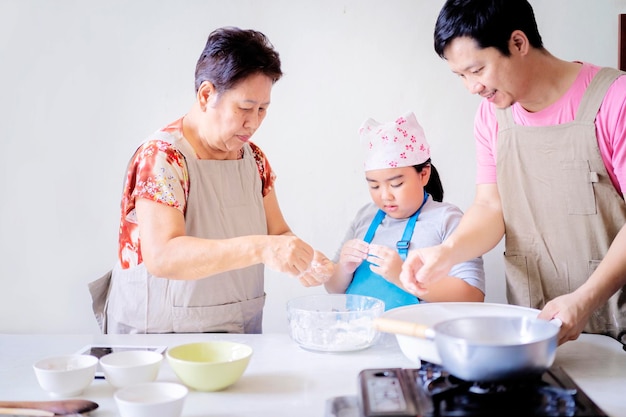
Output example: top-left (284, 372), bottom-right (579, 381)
top-left (382, 302), bottom-right (541, 364)
top-left (166, 341), bottom-right (253, 392)
top-left (114, 382), bottom-right (188, 417)
top-left (286, 294), bottom-right (385, 352)
top-left (100, 350), bottom-right (163, 388)
top-left (33, 354), bottom-right (98, 397)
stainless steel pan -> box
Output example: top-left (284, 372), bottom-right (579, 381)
top-left (373, 316), bottom-right (560, 382)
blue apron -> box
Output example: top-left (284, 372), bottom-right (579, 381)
top-left (346, 192), bottom-right (428, 310)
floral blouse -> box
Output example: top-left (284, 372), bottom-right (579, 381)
top-left (118, 118), bottom-right (276, 269)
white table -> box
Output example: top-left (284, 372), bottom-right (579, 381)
top-left (0, 332), bottom-right (624, 416)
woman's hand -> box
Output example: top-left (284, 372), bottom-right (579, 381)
top-left (298, 251), bottom-right (334, 287)
top-left (262, 235), bottom-right (314, 276)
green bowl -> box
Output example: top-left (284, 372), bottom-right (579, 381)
top-left (166, 341), bottom-right (252, 391)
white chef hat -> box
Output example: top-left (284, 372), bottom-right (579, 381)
top-left (359, 111), bottom-right (430, 171)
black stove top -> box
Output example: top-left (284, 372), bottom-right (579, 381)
top-left (354, 361), bottom-right (607, 417)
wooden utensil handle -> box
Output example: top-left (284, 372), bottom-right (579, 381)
top-left (0, 408), bottom-right (54, 416)
top-left (0, 400), bottom-right (98, 415)
top-left (373, 317), bottom-right (431, 339)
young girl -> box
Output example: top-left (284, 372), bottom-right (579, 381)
top-left (325, 112), bottom-right (485, 310)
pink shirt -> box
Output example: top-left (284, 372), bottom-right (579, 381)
top-left (474, 62), bottom-right (626, 195)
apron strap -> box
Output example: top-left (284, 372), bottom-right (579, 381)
top-left (574, 67), bottom-right (624, 123)
top-left (495, 106), bottom-right (516, 131)
top-left (364, 191), bottom-right (430, 260)
top-left (396, 212), bottom-right (417, 260)
top-left (494, 68), bottom-right (624, 129)
top-left (363, 209), bottom-right (386, 243)
top-left (396, 191), bottom-right (429, 260)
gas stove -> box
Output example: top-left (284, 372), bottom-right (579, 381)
top-left (325, 361), bottom-right (607, 417)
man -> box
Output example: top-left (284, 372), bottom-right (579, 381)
top-left (400, 0), bottom-right (626, 346)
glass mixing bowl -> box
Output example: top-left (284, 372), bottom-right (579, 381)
top-left (286, 294), bottom-right (385, 352)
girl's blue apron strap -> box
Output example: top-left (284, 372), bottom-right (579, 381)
top-left (396, 191), bottom-right (429, 260)
top-left (363, 209), bottom-right (387, 243)
top-left (396, 213), bottom-right (416, 260)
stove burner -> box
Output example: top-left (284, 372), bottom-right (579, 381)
top-left (406, 362), bottom-right (606, 417)
top-left (468, 382), bottom-right (504, 394)
top-left (431, 384), bottom-right (578, 416)
top-left (540, 386), bottom-right (578, 415)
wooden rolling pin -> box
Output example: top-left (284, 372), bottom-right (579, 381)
top-left (0, 400), bottom-right (98, 416)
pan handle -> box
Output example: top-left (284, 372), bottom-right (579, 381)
top-left (549, 318), bottom-right (562, 327)
top-left (372, 317), bottom-right (434, 340)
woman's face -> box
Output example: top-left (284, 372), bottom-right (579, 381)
top-left (200, 72), bottom-right (273, 153)
top-left (365, 166), bottom-right (430, 219)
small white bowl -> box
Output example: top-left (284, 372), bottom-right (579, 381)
top-left (33, 354), bottom-right (98, 397)
top-left (114, 382), bottom-right (188, 417)
top-left (99, 350), bottom-right (163, 388)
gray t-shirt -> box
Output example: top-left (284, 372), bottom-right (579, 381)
top-left (334, 197), bottom-right (485, 294)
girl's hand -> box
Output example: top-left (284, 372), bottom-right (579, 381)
top-left (338, 239), bottom-right (369, 275)
top-left (367, 243), bottom-right (403, 285)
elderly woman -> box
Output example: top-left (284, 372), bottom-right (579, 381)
top-left (90, 27), bottom-right (331, 334)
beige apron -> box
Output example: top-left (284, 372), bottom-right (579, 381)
top-left (89, 134), bottom-right (267, 334)
top-left (496, 67), bottom-right (626, 340)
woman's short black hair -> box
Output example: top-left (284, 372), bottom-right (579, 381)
top-left (194, 27), bottom-right (283, 93)
top-left (434, 0), bottom-right (543, 58)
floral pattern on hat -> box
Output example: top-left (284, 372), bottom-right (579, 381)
top-left (360, 111), bottom-right (430, 171)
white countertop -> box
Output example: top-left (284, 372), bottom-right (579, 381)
top-left (0, 332), bottom-right (624, 417)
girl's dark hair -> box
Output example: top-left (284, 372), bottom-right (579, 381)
top-left (434, 0), bottom-right (543, 58)
top-left (416, 159), bottom-right (444, 202)
top-left (194, 27), bottom-right (283, 93)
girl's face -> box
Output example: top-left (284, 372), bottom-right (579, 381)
top-left (366, 166), bottom-right (430, 219)
top-left (199, 72), bottom-right (273, 153)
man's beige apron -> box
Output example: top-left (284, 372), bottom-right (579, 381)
top-left (89, 134), bottom-right (267, 334)
top-left (496, 67), bottom-right (626, 340)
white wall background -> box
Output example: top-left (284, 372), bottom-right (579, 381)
top-left (1, 0), bottom-right (624, 334)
